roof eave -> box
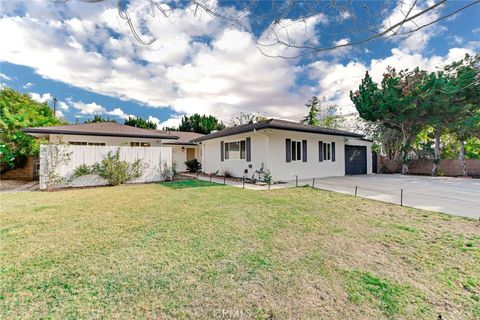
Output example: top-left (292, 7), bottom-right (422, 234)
top-left (22, 128), bottom-right (179, 140)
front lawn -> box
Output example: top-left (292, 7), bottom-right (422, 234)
top-left (1, 181), bottom-right (479, 319)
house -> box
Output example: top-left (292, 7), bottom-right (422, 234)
top-left (23, 122), bottom-right (204, 172)
top-left (193, 119), bottom-right (373, 181)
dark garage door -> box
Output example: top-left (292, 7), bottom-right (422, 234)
top-left (345, 145), bottom-right (367, 175)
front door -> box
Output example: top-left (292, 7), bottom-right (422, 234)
top-left (186, 148), bottom-right (196, 161)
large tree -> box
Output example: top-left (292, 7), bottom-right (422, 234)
top-left (351, 68), bottom-right (433, 174)
top-left (442, 54), bottom-right (480, 176)
top-left (124, 116), bottom-right (157, 130)
top-left (301, 96), bottom-right (320, 126)
top-left (0, 88), bottom-right (62, 170)
top-left (178, 114), bottom-right (225, 134)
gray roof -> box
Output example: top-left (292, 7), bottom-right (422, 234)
top-left (23, 122), bottom-right (179, 140)
top-left (193, 118), bottom-right (364, 142)
top-left (162, 131), bottom-right (204, 145)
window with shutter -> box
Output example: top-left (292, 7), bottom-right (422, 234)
top-left (286, 139), bottom-right (292, 162)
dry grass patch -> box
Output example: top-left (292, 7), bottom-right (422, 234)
top-left (1, 180), bottom-right (479, 319)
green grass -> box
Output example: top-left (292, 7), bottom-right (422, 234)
top-left (1, 180), bottom-right (479, 319)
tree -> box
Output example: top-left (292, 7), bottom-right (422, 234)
top-left (317, 105), bottom-right (346, 130)
top-left (351, 68), bottom-right (432, 174)
top-left (0, 88), bottom-right (62, 170)
top-left (84, 115), bottom-right (116, 123)
top-left (178, 114), bottom-right (225, 134)
top-left (124, 116), bottom-right (157, 130)
top-left (443, 54), bottom-right (480, 176)
top-left (302, 96), bottom-right (320, 126)
top-left (227, 112), bottom-right (267, 126)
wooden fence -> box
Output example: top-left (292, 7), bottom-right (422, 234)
top-left (379, 157), bottom-right (480, 177)
top-left (39, 145), bottom-right (172, 190)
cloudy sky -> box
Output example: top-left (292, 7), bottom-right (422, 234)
top-left (0, 0), bottom-right (479, 128)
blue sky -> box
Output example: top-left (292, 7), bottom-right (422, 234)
top-left (0, 0), bottom-right (479, 128)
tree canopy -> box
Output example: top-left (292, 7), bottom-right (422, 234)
top-left (301, 96), bottom-right (320, 126)
top-left (124, 117), bottom-right (157, 130)
top-left (0, 88), bottom-right (62, 170)
top-left (178, 114), bottom-right (225, 134)
top-left (227, 112), bottom-right (267, 127)
top-left (351, 54), bottom-right (480, 175)
top-left (84, 115), bottom-right (117, 123)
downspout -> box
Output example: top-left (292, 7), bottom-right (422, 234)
top-left (253, 129), bottom-right (270, 173)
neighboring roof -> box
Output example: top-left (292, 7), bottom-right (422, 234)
top-left (23, 122), bottom-right (179, 140)
top-left (162, 131), bottom-right (204, 145)
top-left (193, 118), bottom-right (364, 142)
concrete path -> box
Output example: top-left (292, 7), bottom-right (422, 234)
top-left (310, 175), bottom-right (480, 219)
top-left (0, 180), bottom-right (39, 192)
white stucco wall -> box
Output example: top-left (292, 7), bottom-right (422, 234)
top-left (170, 145), bottom-right (201, 172)
top-left (201, 131), bottom-right (269, 178)
top-left (200, 129), bottom-right (372, 181)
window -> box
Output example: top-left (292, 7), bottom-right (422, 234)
top-left (69, 142), bottom-right (105, 146)
top-left (130, 142), bottom-right (151, 147)
top-left (320, 142), bottom-right (335, 161)
top-left (291, 141), bottom-right (302, 161)
top-left (225, 140), bottom-right (246, 160)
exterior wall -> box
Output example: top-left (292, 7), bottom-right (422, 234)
top-left (200, 129), bottom-right (373, 181)
top-left (48, 134), bottom-right (164, 147)
top-left (201, 131), bottom-right (269, 178)
top-left (0, 157), bottom-right (37, 181)
top-left (171, 145), bottom-right (201, 172)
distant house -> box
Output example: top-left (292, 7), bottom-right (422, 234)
top-left (23, 122), bottom-right (203, 172)
top-left (193, 118), bottom-right (373, 181)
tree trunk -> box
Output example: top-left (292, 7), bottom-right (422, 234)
top-left (459, 140), bottom-right (467, 177)
top-left (432, 128), bottom-right (441, 176)
top-left (401, 127), bottom-right (409, 175)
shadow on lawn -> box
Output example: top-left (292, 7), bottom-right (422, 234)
top-left (158, 179), bottom-right (225, 189)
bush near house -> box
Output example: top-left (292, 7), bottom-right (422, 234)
top-left (185, 158), bottom-right (201, 172)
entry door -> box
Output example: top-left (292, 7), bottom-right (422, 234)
top-left (186, 148), bottom-right (196, 161)
top-left (345, 145), bottom-right (367, 175)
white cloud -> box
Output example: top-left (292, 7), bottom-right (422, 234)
top-left (55, 110), bottom-right (65, 118)
top-left (23, 82), bottom-right (34, 89)
top-left (71, 101), bottom-right (106, 115)
top-left (29, 92), bottom-right (52, 103)
top-left (107, 107), bottom-right (135, 120)
top-left (381, 0), bottom-right (446, 52)
top-left (154, 115), bottom-right (183, 129)
top-left (0, 73), bottom-right (12, 81)
top-left (58, 101), bottom-right (69, 111)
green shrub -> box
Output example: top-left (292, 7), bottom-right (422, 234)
top-left (70, 149), bottom-right (144, 186)
top-left (71, 164), bottom-right (93, 179)
top-left (93, 150), bottom-right (144, 185)
top-left (185, 159), bottom-right (201, 172)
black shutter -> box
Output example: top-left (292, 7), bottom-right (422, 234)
top-left (246, 137), bottom-right (251, 162)
top-left (332, 142), bottom-right (336, 162)
top-left (286, 139), bottom-right (291, 163)
top-left (302, 140), bottom-right (307, 162)
top-left (319, 141), bottom-right (323, 162)
top-left (220, 141), bottom-right (224, 162)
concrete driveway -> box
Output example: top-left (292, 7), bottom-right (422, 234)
top-left (311, 174), bottom-right (480, 219)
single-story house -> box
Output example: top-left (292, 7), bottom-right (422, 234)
top-left (23, 122), bottom-right (204, 172)
top-left (24, 118), bottom-right (373, 182)
top-left (193, 118), bottom-right (373, 181)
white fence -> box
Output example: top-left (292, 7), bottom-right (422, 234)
top-left (39, 145), bottom-right (172, 190)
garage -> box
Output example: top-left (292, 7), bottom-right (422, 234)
top-left (345, 145), bottom-right (367, 175)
